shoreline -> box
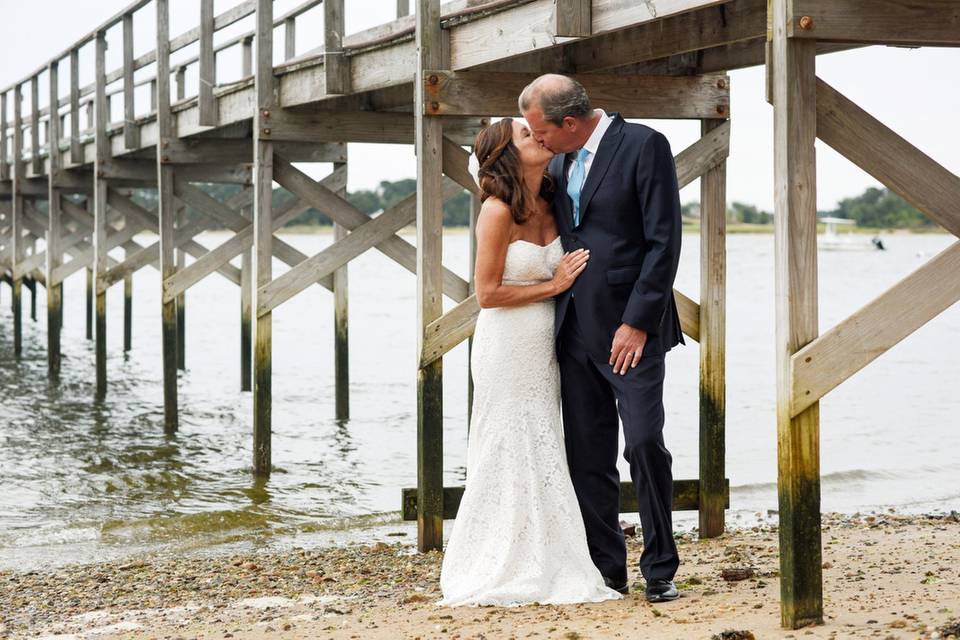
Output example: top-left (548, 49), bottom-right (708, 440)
top-left (5, 511), bottom-right (958, 639)
top-left (270, 224), bottom-right (949, 236)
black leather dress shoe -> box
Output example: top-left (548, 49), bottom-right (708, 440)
top-left (645, 578), bottom-right (679, 602)
top-left (603, 576), bottom-right (629, 595)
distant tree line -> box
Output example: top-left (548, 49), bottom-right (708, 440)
top-left (821, 187), bottom-right (932, 229)
top-left (680, 186), bottom-right (933, 229)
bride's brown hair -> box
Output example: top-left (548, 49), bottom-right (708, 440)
top-left (473, 118), bottom-right (554, 225)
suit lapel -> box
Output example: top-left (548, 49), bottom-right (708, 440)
top-left (577, 114), bottom-right (625, 227)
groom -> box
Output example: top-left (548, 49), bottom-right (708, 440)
top-left (520, 74), bottom-right (685, 602)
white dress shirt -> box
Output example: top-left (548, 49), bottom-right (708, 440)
top-left (566, 109), bottom-right (613, 182)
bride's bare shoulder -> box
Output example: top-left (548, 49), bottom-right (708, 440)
top-left (478, 197), bottom-right (512, 226)
top-left (476, 198), bottom-right (514, 242)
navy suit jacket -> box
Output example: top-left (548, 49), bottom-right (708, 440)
top-left (550, 113), bottom-right (685, 360)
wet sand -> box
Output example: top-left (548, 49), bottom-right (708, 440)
top-left (4, 512), bottom-right (959, 640)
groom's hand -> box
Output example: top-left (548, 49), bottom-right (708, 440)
top-left (609, 324), bottom-right (647, 375)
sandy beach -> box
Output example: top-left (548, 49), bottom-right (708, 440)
top-left (3, 511), bottom-right (958, 640)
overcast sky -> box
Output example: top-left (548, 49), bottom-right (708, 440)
top-left (2, 0), bottom-right (958, 211)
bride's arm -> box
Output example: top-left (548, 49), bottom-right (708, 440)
top-left (474, 199), bottom-right (588, 309)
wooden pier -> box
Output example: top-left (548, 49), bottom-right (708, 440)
top-left (1, 0), bottom-right (957, 629)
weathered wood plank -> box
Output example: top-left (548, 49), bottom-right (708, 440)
top-left (425, 71), bottom-right (729, 119)
top-left (324, 0), bottom-right (350, 94)
top-left (815, 79), bottom-right (960, 238)
top-left (555, 0), bottom-right (591, 37)
top-left (11, 83), bottom-right (25, 359)
top-left (199, 0), bottom-right (217, 126)
top-left (791, 241), bottom-right (960, 417)
top-left (771, 0), bottom-right (822, 628)
top-left (789, 0), bottom-right (960, 46)
top-left (69, 49), bottom-right (81, 165)
top-left (333, 159), bottom-right (349, 420)
top-left (401, 479), bottom-right (730, 520)
top-left (123, 14), bottom-right (140, 149)
top-left (47, 60), bottom-right (63, 379)
top-left (676, 119), bottom-right (731, 189)
top-left (0, 92), bottom-right (8, 181)
top-left (699, 117), bottom-right (727, 539)
top-left (157, 0), bottom-right (179, 431)
top-left (240, 203), bottom-right (253, 392)
top-left (94, 30), bottom-right (110, 399)
top-left (31, 76), bottom-right (41, 176)
top-left (253, 0), bottom-right (274, 477)
top-left (415, 0), bottom-right (445, 554)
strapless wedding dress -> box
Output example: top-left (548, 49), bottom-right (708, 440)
top-left (438, 237), bottom-right (621, 607)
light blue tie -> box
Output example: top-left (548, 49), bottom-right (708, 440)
top-left (567, 148), bottom-right (589, 227)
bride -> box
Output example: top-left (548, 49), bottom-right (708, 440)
top-left (438, 118), bottom-right (622, 607)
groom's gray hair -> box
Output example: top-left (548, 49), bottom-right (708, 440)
top-left (518, 74), bottom-right (592, 126)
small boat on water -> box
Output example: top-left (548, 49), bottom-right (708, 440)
top-left (818, 217), bottom-right (886, 251)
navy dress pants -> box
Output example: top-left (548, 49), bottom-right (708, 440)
top-left (558, 302), bottom-right (679, 584)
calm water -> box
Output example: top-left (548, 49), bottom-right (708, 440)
top-left (1, 232), bottom-right (958, 571)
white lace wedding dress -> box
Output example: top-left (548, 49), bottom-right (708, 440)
top-left (438, 237), bottom-right (622, 607)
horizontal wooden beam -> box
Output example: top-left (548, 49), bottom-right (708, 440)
top-left (791, 241), bottom-right (960, 417)
top-left (424, 71), bottom-right (729, 119)
top-left (789, 0), bottom-right (960, 46)
top-left (488, 0), bottom-right (764, 75)
top-left (816, 79), bottom-right (960, 238)
top-left (402, 478), bottom-right (730, 520)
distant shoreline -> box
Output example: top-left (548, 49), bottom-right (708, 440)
top-left (275, 224), bottom-right (948, 235)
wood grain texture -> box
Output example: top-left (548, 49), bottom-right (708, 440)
top-left (426, 71), bottom-right (729, 119)
top-left (157, 0), bottom-right (178, 431)
top-left (790, 0), bottom-right (960, 45)
top-left (401, 479), bottom-right (730, 520)
top-left (771, 0), bottom-right (823, 628)
top-left (698, 117), bottom-right (727, 539)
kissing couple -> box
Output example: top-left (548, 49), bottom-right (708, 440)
top-left (438, 73), bottom-right (686, 606)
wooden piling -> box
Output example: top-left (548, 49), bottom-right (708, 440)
top-left (93, 30), bottom-right (109, 400)
top-left (47, 61), bottom-right (63, 379)
top-left (123, 252), bottom-right (133, 353)
top-left (333, 162), bottom-right (349, 421)
top-left (414, 0), bottom-right (445, 552)
top-left (770, 0), bottom-right (823, 628)
top-left (698, 116), bottom-right (727, 539)
top-left (29, 266), bottom-right (37, 322)
top-left (239, 37), bottom-right (253, 394)
top-left (11, 82), bottom-right (23, 361)
top-left (252, 0), bottom-right (275, 476)
top-left (157, 0), bottom-right (179, 431)
top-left (176, 205), bottom-right (186, 369)
top-left (85, 266), bottom-right (93, 340)
top-left (240, 206), bottom-right (253, 392)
